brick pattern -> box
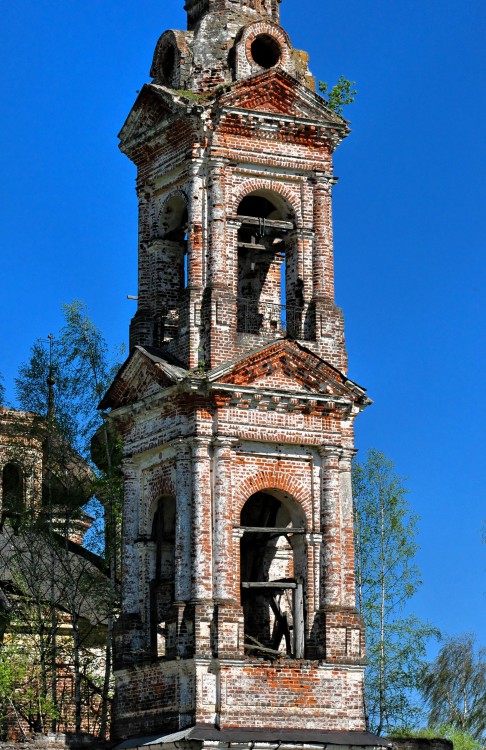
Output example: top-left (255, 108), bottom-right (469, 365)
top-left (0, 408), bottom-right (44, 522)
top-left (112, 0), bottom-right (369, 742)
top-left (110, 345), bottom-right (369, 738)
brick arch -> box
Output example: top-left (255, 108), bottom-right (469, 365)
top-left (150, 29), bottom-right (191, 86)
top-left (140, 466), bottom-right (176, 537)
top-left (153, 189), bottom-right (189, 240)
top-left (156, 188), bottom-right (189, 220)
top-left (234, 469), bottom-right (312, 524)
top-left (230, 179), bottom-right (302, 227)
top-left (241, 20), bottom-right (291, 68)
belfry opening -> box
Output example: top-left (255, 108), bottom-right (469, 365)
top-left (150, 495), bottom-right (176, 658)
top-left (236, 190), bottom-right (302, 337)
top-left (240, 490), bottom-right (306, 659)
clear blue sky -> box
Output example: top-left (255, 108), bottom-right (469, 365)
top-left (0, 0), bottom-right (484, 652)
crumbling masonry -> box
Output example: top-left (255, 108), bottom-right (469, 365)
top-left (103, 1), bottom-right (386, 749)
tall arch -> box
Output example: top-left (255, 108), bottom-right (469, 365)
top-left (149, 495), bottom-right (176, 658)
top-left (235, 189), bottom-right (302, 338)
top-left (240, 489), bottom-right (307, 659)
top-left (152, 192), bottom-right (189, 345)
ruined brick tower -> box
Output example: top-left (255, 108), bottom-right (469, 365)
top-left (103, 0), bottom-right (384, 746)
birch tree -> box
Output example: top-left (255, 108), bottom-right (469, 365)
top-left (353, 450), bottom-right (439, 734)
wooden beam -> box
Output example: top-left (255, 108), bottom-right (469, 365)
top-left (240, 526), bottom-right (306, 534)
top-left (241, 581), bottom-right (297, 589)
top-left (237, 215), bottom-right (294, 231)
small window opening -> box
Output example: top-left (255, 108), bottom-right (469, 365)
top-left (2, 463), bottom-right (24, 532)
top-left (150, 496), bottom-right (176, 658)
top-left (251, 34), bottom-right (282, 69)
top-left (240, 491), bottom-right (306, 659)
top-left (161, 45), bottom-right (176, 82)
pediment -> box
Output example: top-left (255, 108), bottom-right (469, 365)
top-left (209, 340), bottom-right (369, 404)
top-left (218, 69), bottom-right (348, 127)
top-left (99, 346), bottom-right (187, 410)
top-left (118, 84), bottom-right (192, 152)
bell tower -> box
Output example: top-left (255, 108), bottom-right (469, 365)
top-left (185, 0), bottom-right (281, 29)
top-left (105, 1), bottom-right (384, 748)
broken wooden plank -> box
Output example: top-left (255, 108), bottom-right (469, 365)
top-left (244, 635), bottom-right (282, 656)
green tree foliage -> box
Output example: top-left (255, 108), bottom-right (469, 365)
top-left (318, 75), bottom-right (357, 114)
top-left (420, 634), bottom-right (486, 742)
top-left (0, 525), bottom-right (111, 736)
top-left (353, 450), bottom-right (439, 734)
top-left (0, 642), bottom-right (29, 738)
top-left (11, 300), bottom-right (123, 737)
top-left (15, 301), bottom-right (123, 456)
top-left (0, 373), bottom-right (5, 406)
top-left (392, 725), bottom-right (482, 750)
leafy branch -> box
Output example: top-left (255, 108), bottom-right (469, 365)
top-left (318, 75), bottom-right (357, 114)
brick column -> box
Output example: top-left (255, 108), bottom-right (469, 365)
top-left (121, 459), bottom-right (142, 615)
top-left (213, 437), bottom-right (236, 601)
top-left (226, 217), bottom-right (240, 296)
top-left (175, 439), bottom-right (192, 602)
top-left (188, 158), bottom-right (205, 289)
top-left (130, 185), bottom-right (155, 349)
top-left (339, 447), bottom-right (357, 608)
top-left (319, 445), bottom-right (343, 608)
top-left (137, 185), bottom-right (154, 309)
top-left (140, 539), bottom-right (156, 648)
top-left (191, 437), bottom-right (213, 600)
top-left (186, 160), bottom-right (205, 369)
top-left (312, 174), bottom-right (334, 301)
top-left (208, 160), bottom-right (227, 288)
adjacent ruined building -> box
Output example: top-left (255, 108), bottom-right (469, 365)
top-left (0, 408), bottom-right (110, 737)
top-left (103, 0), bottom-right (387, 748)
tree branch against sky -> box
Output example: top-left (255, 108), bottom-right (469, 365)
top-left (0, 374), bottom-right (5, 407)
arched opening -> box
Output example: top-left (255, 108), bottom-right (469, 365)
top-left (250, 34), bottom-right (282, 69)
top-left (160, 44), bottom-right (176, 82)
top-left (150, 496), bottom-right (176, 658)
top-left (154, 195), bottom-right (188, 344)
top-left (236, 190), bottom-right (300, 337)
top-left (240, 490), bottom-right (307, 659)
top-left (2, 463), bottom-right (24, 532)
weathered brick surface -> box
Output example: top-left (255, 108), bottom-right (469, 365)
top-left (108, 0), bottom-right (371, 742)
top-left (0, 408), bottom-right (44, 522)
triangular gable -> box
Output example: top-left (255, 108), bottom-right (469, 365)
top-left (118, 84), bottom-right (193, 152)
top-left (217, 69), bottom-right (349, 128)
top-left (99, 346), bottom-right (187, 410)
top-left (209, 340), bottom-right (369, 404)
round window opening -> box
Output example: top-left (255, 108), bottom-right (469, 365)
top-left (161, 45), bottom-right (176, 81)
top-left (250, 34), bottom-right (282, 69)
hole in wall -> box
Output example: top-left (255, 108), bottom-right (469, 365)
top-left (250, 34), bottom-right (281, 69)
